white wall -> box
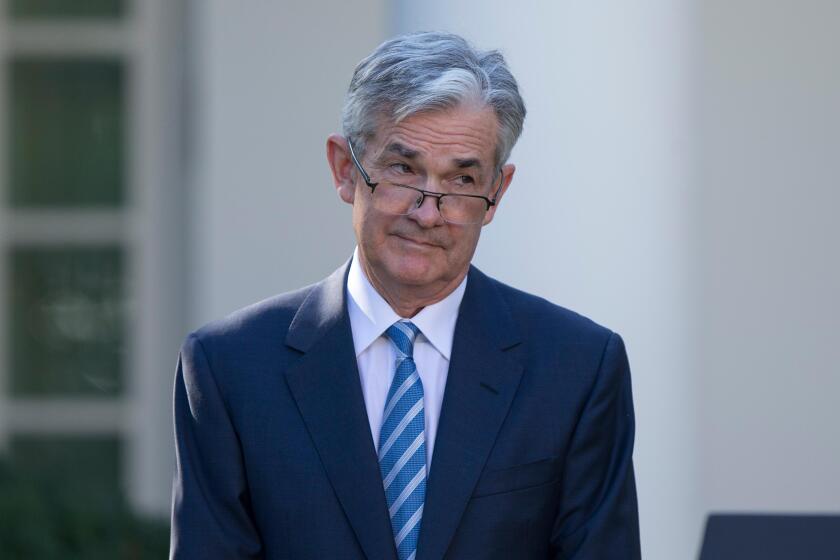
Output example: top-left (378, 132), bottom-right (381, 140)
top-left (697, 0), bottom-right (840, 513)
top-left (395, 2), bottom-right (702, 559)
top-left (189, 0), bottom-right (840, 556)
top-left (189, 0), bottom-right (387, 327)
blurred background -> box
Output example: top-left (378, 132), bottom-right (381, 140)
top-left (0, 0), bottom-right (837, 558)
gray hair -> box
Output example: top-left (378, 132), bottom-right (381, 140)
top-left (341, 31), bottom-right (526, 167)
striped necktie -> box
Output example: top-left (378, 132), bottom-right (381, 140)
top-left (379, 320), bottom-right (426, 560)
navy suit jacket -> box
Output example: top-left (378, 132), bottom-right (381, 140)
top-left (170, 263), bottom-right (641, 559)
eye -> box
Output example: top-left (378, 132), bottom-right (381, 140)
top-left (389, 163), bottom-right (413, 174)
top-left (454, 175), bottom-right (476, 186)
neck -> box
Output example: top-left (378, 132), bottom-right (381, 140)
top-left (358, 254), bottom-right (467, 319)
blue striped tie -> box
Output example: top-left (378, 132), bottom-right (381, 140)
top-left (379, 321), bottom-right (426, 560)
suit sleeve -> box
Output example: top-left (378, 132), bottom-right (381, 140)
top-left (551, 332), bottom-right (642, 559)
top-left (170, 333), bottom-right (263, 559)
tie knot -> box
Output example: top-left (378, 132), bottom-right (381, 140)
top-left (385, 321), bottom-right (420, 359)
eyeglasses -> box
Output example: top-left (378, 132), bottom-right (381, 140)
top-left (347, 139), bottom-right (503, 225)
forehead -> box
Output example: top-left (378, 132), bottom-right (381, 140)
top-left (370, 104), bottom-right (498, 167)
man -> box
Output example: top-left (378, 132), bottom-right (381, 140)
top-left (171, 31), bottom-right (641, 559)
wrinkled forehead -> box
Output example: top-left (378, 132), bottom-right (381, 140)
top-left (366, 104), bottom-right (500, 169)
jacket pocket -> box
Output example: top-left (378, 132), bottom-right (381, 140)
top-left (471, 456), bottom-right (560, 498)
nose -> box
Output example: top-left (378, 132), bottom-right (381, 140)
top-left (410, 192), bottom-right (445, 227)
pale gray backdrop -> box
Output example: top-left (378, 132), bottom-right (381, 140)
top-left (188, 1), bottom-right (840, 558)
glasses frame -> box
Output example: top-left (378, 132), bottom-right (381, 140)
top-left (347, 139), bottom-right (504, 225)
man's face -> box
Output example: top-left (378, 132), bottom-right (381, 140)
top-left (346, 103), bottom-right (512, 298)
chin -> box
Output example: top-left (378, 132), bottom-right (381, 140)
top-left (387, 257), bottom-right (440, 286)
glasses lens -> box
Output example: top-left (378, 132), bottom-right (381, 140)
top-left (439, 195), bottom-right (487, 225)
top-left (372, 182), bottom-right (421, 215)
top-left (372, 182), bottom-right (488, 225)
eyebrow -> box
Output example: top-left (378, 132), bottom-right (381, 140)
top-left (385, 142), bottom-right (483, 170)
top-left (385, 142), bottom-right (419, 159)
top-left (453, 157), bottom-right (481, 170)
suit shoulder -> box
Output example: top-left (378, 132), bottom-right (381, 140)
top-left (188, 283), bottom-right (314, 350)
top-left (484, 274), bottom-right (615, 345)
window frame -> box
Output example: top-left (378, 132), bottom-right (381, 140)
top-left (0, 0), bottom-right (185, 518)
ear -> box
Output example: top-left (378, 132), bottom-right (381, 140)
top-left (326, 133), bottom-right (356, 205)
top-left (482, 163), bottom-right (515, 225)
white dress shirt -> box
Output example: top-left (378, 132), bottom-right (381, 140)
top-left (346, 247), bottom-right (467, 469)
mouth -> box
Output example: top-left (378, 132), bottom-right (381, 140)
top-left (393, 234), bottom-right (441, 249)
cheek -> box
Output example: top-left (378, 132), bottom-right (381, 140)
top-left (351, 202), bottom-right (365, 234)
top-left (448, 226), bottom-right (482, 262)
top-left (354, 208), bottom-right (392, 251)
top-left (352, 195), bottom-right (374, 235)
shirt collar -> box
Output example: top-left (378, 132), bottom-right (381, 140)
top-left (346, 247), bottom-right (467, 360)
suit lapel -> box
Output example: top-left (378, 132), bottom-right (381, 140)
top-left (285, 264), bottom-right (398, 560)
top-left (417, 266), bottom-right (524, 560)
